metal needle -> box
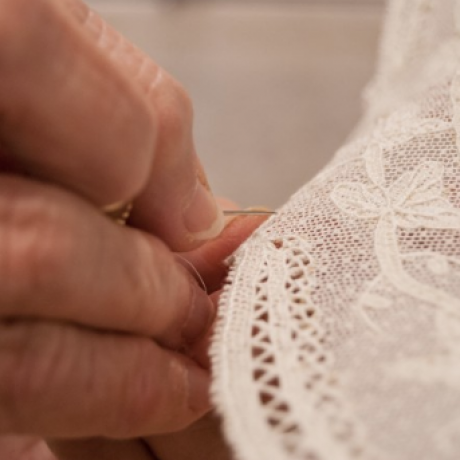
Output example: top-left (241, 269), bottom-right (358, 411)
top-left (223, 210), bottom-right (276, 216)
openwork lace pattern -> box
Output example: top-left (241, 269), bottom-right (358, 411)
top-left (213, 235), bottom-right (367, 459)
top-left (211, 1), bottom-right (460, 459)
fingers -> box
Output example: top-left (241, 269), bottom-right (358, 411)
top-left (0, 0), bottom-right (223, 251)
top-left (186, 292), bottom-right (222, 370)
top-left (48, 438), bottom-right (153, 460)
top-left (180, 208), bottom-right (270, 293)
top-left (0, 176), bottom-right (214, 349)
top-left (180, 205), bottom-right (270, 368)
top-left (0, 320), bottom-right (210, 438)
top-left (0, 0), bottom-right (155, 205)
top-left (64, 0), bottom-right (224, 250)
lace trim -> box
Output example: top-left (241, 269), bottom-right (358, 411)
top-left (212, 235), bottom-right (368, 460)
top-left (212, 4), bottom-right (460, 459)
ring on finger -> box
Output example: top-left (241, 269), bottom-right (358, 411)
top-left (102, 201), bottom-right (133, 225)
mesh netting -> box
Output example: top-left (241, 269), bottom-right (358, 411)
top-left (211, 1), bottom-right (460, 459)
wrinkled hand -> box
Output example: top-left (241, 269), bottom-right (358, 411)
top-left (0, 0), bottom-right (228, 443)
top-left (0, 208), bottom-right (267, 459)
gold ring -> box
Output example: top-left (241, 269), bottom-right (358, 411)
top-left (102, 201), bottom-right (133, 225)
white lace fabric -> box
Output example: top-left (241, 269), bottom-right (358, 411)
top-left (211, 1), bottom-right (460, 459)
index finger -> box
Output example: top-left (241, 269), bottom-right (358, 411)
top-left (0, 0), bottom-right (224, 251)
top-left (0, 0), bottom-right (155, 206)
top-left (66, 0), bottom-right (225, 251)
top-left (180, 205), bottom-right (271, 292)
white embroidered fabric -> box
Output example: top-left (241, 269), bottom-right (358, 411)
top-left (211, 1), bottom-right (460, 459)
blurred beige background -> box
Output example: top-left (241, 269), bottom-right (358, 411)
top-left (88, 0), bottom-right (384, 208)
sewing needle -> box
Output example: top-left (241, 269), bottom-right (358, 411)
top-left (223, 210), bottom-right (277, 216)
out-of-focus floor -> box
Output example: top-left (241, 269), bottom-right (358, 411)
top-left (89, 1), bottom-right (383, 208)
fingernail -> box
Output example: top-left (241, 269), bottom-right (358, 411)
top-left (182, 180), bottom-right (225, 241)
top-left (182, 283), bottom-right (215, 344)
top-left (186, 366), bottom-right (211, 414)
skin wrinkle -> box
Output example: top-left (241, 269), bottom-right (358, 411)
top-left (67, 0), bottom-right (209, 252)
top-left (0, 0), bottom-right (239, 452)
top-left (108, 339), bottom-right (149, 438)
top-left (196, 160), bottom-right (212, 192)
top-left (181, 177), bottom-right (200, 223)
top-left (0, 0), bottom-right (156, 205)
top-left (111, 342), bottom-right (189, 437)
top-left (1, 322), bottom-right (208, 438)
top-left (0, 195), bottom-right (65, 315)
top-left (0, 187), bottom-right (25, 309)
top-left (72, 1), bottom-right (133, 73)
top-left (0, 176), bottom-right (198, 342)
top-left (71, 0), bottom-right (163, 96)
top-left (26, 326), bottom-right (70, 420)
top-left (11, 194), bottom-right (95, 321)
top-left (130, 350), bottom-right (159, 435)
top-left (2, 323), bottom-right (59, 433)
top-left (123, 41), bottom-right (150, 87)
top-left (162, 247), bottom-right (192, 345)
top-left (118, 230), bottom-right (197, 349)
top-left (105, 229), bottom-right (157, 336)
top-left (0, 323), bottom-right (27, 433)
top-left (174, 264), bottom-right (205, 349)
top-left (145, 66), bottom-right (164, 101)
top-left (83, 9), bottom-right (108, 51)
top-left (92, 12), bottom-right (111, 53)
top-left (81, 327), bottom-right (99, 431)
top-left (61, 0), bottom-right (88, 24)
top-left (181, 277), bottom-right (198, 347)
top-left (0, 206), bottom-right (266, 453)
top-left (109, 229), bottom-right (176, 342)
top-left (26, 326), bottom-right (78, 434)
top-left (168, 358), bottom-right (190, 427)
top-left (63, 0), bottom-right (217, 251)
top-left (176, 254), bottom-right (208, 293)
top-left (87, 10), bottom-right (130, 72)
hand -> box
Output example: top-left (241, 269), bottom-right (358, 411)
top-left (0, 208), bottom-right (266, 459)
top-left (50, 205), bottom-right (266, 460)
top-left (147, 207), bottom-right (269, 460)
top-left (0, 0), bottom-right (225, 442)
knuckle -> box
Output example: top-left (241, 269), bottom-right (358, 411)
top-left (0, 191), bottom-right (74, 309)
top-left (123, 234), bottom-right (185, 340)
top-left (118, 93), bottom-right (157, 198)
top-left (157, 77), bottom-right (194, 143)
top-left (0, 322), bottom-right (64, 430)
top-left (108, 343), bottom-right (164, 437)
top-left (94, 75), bottom-right (156, 203)
top-left (107, 343), bottom-right (187, 437)
top-left (62, 0), bottom-right (91, 25)
top-left (116, 234), bottom-right (163, 333)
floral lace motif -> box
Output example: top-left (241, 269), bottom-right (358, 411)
top-left (212, 2), bottom-right (460, 460)
top-left (332, 142), bottom-right (460, 327)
